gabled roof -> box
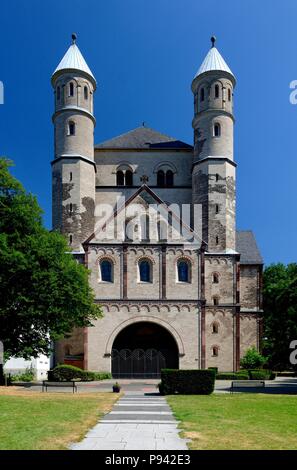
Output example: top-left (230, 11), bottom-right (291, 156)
top-left (236, 231), bottom-right (263, 264)
top-left (84, 184), bottom-right (202, 246)
top-left (95, 126), bottom-right (192, 150)
top-left (52, 42), bottom-right (96, 86)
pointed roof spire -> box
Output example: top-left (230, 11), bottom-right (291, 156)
top-left (194, 36), bottom-right (235, 83)
top-left (52, 34), bottom-right (96, 88)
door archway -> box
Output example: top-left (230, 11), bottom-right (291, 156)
top-left (111, 322), bottom-right (179, 378)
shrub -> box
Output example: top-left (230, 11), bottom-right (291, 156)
top-left (159, 369), bottom-right (215, 395)
top-left (11, 367), bottom-right (35, 382)
top-left (215, 371), bottom-right (249, 380)
top-left (248, 369), bottom-right (272, 380)
top-left (47, 365), bottom-right (111, 382)
top-left (208, 367), bottom-right (218, 375)
top-left (235, 371), bottom-right (249, 380)
top-left (240, 347), bottom-right (267, 370)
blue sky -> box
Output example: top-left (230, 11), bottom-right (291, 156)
top-left (0, 0), bottom-right (296, 265)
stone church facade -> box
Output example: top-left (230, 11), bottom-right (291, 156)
top-left (51, 35), bottom-right (263, 374)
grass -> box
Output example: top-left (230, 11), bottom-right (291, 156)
top-left (167, 394), bottom-right (297, 450)
top-left (0, 386), bottom-right (119, 450)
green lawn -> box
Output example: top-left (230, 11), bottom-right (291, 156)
top-left (0, 387), bottom-right (118, 450)
top-left (167, 394), bottom-right (297, 450)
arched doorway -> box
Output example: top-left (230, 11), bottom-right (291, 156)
top-left (111, 322), bottom-right (179, 378)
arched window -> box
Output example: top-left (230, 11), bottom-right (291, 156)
top-left (100, 259), bottom-right (113, 283)
top-left (125, 170), bottom-right (133, 186)
top-left (177, 259), bottom-right (190, 283)
top-left (69, 172), bottom-right (72, 182)
top-left (213, 273), bottom-right (219, 284)
top-left (157, 219), bottom-right (167, 241)
top-left (215, 84), bottom-right (220, 98)
top-left (216, 236), bottom-right (219, 245)
top-left (57, 86), bottom-right (60, 101)
top-left (69, 234), bottom-right (73, 245)
top-left (69, 82), bottom-right (74, 96)
top-left (84, 86), bottom-right (88, 100)
top-left (69, 203), bottom-right (73, 214)
top-left (139, 260), bottom-right (152, 283)
top-left (68, 121), bottom-right (75, 136)
top-left (213, 296), bottom-right (219, 306)
top-left (157, 170), bottom-right (165, 186)
top-left (216, 173), bottom-right (219, 182)
top-left (214, 122), bottom-right (221, 137)
top-left (228, 88), bottom-right (231, 101)
top-left (200, 87), bottom-right (205, 102)
top-left (166, 170), bottom-right (174, 187)
top-left (212, 346), bottom-right (219, 357)
top-left (215, 204), bottom-right (219, 214)
top-left (212, 323), bottom-right (219, 334)
top-left (116, 170), bottom-right (125, 186)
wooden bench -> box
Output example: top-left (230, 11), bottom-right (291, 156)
top-left (42, 380), bottom-right (77, 393)
top-left (230, 380), bottom-right (265, 393)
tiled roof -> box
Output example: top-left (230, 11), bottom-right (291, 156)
top-left (236, 230), bottom-right (263, 264)
top-left (95, 126), bottom-right (192, 150)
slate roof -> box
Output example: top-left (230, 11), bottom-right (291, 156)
top-left (95, 127), bottom-right (192, 150)
top-left (236, 230), bottom-right (263, 264)
top-left (194, 45), bottom-right (235, 81)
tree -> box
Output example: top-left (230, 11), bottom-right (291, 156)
top-left (240, 347), bottom-right (266, 370)
top-left (0, 158), bottom-right (102, 358)
top-left (263, 263), bottom-right (297, 370)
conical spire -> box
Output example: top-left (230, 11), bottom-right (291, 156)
top-left (194, 36), bottom-right (235, 82)
top-left (52, 34), bottom-right (96, 87)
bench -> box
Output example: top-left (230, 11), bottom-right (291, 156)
top-left (42, 380), bottom-right (77, 393)
top-left (230, 380), bottom-right (265, 393)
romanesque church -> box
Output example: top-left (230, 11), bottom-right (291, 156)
top-left (51, 35), bottom-right (263, 375)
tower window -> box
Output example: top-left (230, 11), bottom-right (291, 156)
top-left (215, 204), bottom-right (219, 214)
top-left (213, 273), bottom-right (219, 284)
top-left (69, 234), bottom-right (73, 245)
top-left (70, 172), bottom-right (72, 182)
top-left (100, 259), bottom-right (113, 283)
top-left (57, 86), bottom-right (60, 101)
top-left (228, 88), bottom-right (231, 101)
top-left (84, 86), bottom-right (88, 100)
top-left (166, 170), bottom-right (174, 187)
top-left (216, 173), bottom-right (219, 182)
top-left (125, 170), bottom-right (133, 186)
top-left (69, 203), bottom-right (73, 214)
top-left (116, 170), bottom-right (125, 186)
top-left (212, 323), bottom-right (219, 334)
top-left (139, 260), bottom-right (152, 283)
top-left (214, 123), bottom-right (221, 137)
top-left (216, 236), bottom-right (219, 245)
top-left (213, 296), bottom-right (219, 306)
top-left (69, 82), bottom-right (74, 96)
top-left (212, 346), bottom-right (219, 357)
top-left (177, 259), bottom-right (191, 283)
top-left (200, 87), bottom-right (205, 102)
top-left (157, 170), bottom-right (165, 187)
top-left (68, 121), bottom-right (75, 136)
top-left (215, 84), bottom-right (220, 99)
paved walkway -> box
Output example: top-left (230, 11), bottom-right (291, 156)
top-left (70, 392), bottom-right (189, 450)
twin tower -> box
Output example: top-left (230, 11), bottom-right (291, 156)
top-left (51, 35), bottom-right (236, 253)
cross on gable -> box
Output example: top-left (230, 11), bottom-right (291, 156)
top-left (140, 175), bottom-right (149, 184)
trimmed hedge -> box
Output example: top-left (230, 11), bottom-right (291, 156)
top-left (216, 371), bottom-right (249, 380)
top-left (216, 370), bottom-right (275, 380)
top-left (159, 369), bottom-right (215, 395)
top-left (248, 369), bottom-right (275, 380)
top-left (47, 365), bottom-right (111, 382)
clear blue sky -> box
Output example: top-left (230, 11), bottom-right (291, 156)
top-left (0, 0), bottom-right (296, 265)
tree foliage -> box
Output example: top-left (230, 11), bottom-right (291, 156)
top-left (240, 346), bottom-right (266, 370)
top-left (0, 158), bottom-right (102, 358)
top-left (263, 263), bottom-right (297, 370)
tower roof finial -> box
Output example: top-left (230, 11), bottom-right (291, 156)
top-left (211, 35), bottom-right (216, 48)
top-left (72, 33), bottom-right (77, 45)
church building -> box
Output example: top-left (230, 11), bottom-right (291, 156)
top-left (51, 35), bottom-right (263, 375)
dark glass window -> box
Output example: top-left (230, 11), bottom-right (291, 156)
top-left (228, 88), bottom-right (231, 101)
top-left (116, 170), bottom-right (125, 186)
top-left (214, 123), bottom-right (221, 137)
top-left (101, 260), bottom-right (112, 282)
top-left (166, 170), bottom-right (174, 187)
top-left (212, 346), bottom-right (219, 357)
top-left (212, 323), bottom-right (219, 334)
top-left (215, 84), bottom-right (219, 98)
top-left (178, 260), bottom-right (189, 283)
top-left (139, 260), bottom-right (151, 282)
top-left (200, 88), bottom-right (205, 102)
top-left (125, 170), bottom-right (133, 186)
top-left (213, 273), bottom-right (219, 284)
top-left (157, 170), bottom-right (165, 186)
top-left (69, 82), bottom-right (74, 96)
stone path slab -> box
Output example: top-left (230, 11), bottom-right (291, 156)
top-left (71, 392), bottom-right (189, 450)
